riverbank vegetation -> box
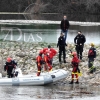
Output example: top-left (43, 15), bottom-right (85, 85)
top-left (0, 0), bottom-right (100, 14)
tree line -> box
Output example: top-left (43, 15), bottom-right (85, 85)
top-left (0, 0), bottom-right (100, 14)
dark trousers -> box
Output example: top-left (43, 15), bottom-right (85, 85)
top-left (76, 45), bottom-right (83, 60)
top-left (88, 58), bottom-right (94, 68)
top-left (7, 71), bottom-right (13, 78)
top-left (61, 30), bottom-right (68, 42)
top-left (88, 57), bottom-right (96, 73)
top-left (59, 46), bottom-right (66, 62)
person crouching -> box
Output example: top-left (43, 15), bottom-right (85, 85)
top-left (44, 50), bottom-right (52, 72)
top-left (69, 52), bottom-right (80, 84)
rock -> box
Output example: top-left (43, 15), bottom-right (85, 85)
top-left (33, 53), bottom-right (37, 60)
top-left (3, 52), bottom-right (8, 56)
top-left (33, 49), bottom-right (37, 53)
top-left (1, 71), bottom-right (7, 77)
top-left (0, 41), bottom-right (100, 85)
top-left (16, 52), bottom-right (27, 57)
top-left (36, 47), bottom-right (43, 50)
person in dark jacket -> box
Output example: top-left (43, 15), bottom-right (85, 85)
top-left (60, 15), bottom-right (70, 42)
top-left (88, 43), bottom-right (96, 73)
top-left (4, 57), bottom-right (17, 78)
top-left (74, 31), bottom-right (86, 60)
top-left (57, 33), bottom-right (67, 63)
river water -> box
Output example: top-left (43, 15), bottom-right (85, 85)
top-left (0, 83), bottom-right (100, 100)
top-left (0, 24), bottom-right (100, 44)
top-left (0, 17), bottom-right (100, 99)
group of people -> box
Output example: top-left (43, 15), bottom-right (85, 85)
top-left (58, 15), bottom-right (97, 84)
top-left (4, 15), bottom-right (97, 85)
top-left (69, 42), bottom-right (97, 84)
top-left (36, 45), bottom-right (57, 76)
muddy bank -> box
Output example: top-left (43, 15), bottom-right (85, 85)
top-left (0, 41), bottom-right (100, 84)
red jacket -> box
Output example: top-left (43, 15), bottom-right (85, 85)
top-left (71, 55), bottom-right (80, 73)
top-left (71, 56), bottom-right (80, 65)
top-left (43, 48), bottom-right (57, 59)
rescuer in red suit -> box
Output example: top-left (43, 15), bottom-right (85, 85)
top-left (36, 50), bottom-right (43, 76)
top-left (43, 50), bottom-right (53, 72)
top-left (69, 52), bottom-right (80, 84)
top-left (43, 45), bottom-right (57, 65)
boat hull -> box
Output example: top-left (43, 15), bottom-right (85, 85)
top-left (0, 69), bottom-right (69, 86)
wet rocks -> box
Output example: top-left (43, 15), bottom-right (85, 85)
top-left (0, 41), bottom-right (100, 84)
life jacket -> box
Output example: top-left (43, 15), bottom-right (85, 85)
top-left (72, 56), bottom-right (80, 63)
top-left (88, 48), bottom-right (94, 56)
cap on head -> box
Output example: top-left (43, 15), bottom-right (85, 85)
top-left (72, 52), bottom-right (77, 56)
top-left (48, 45), bottom-right (51, 48)
top-left (7, 57), bottom-right (12, 62)
top-left (91, 43), bottom-right (94, 47)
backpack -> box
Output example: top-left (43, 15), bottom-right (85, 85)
top-left (88, 49), bottom-right (94, 56)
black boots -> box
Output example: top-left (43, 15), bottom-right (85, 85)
top-left (69, 80), bottom-right (79, 84)
top-left (89, 67), bottom-right (96, 74)
top-left (69, 80), bottom-right (73, 84)
top-left (64, 60), bottom-right (66, 63)
top-left (75, 81), bottom-right (79, 84)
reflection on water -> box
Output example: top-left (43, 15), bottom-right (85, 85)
top-left (0, 25), bottom-right (100, 44)
top-left (68, 25), bottom-right (100, 44)
top-left (0, 83), bottom-right (100, 100)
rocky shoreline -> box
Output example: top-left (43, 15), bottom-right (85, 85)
top-left (0, 41), bottom-right (100, 85)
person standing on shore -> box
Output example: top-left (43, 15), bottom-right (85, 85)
top-left (74, 31), bottom-right (86, 60)
top-left (4, 57), bottom-right (17, 78)
top-left (57, 33), bottom-right (67, 64)
top-left (88, 43), bottom-right (96, 74)
top-left (36, 50), bottom-right (43, 76)
top-left (60, 15), bottom-right (70, 42)
top-left (69, 52), bottom-right (80, 84)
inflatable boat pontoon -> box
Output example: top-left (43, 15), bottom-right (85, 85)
top-left (0, 69), bottom-right (69, 86)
